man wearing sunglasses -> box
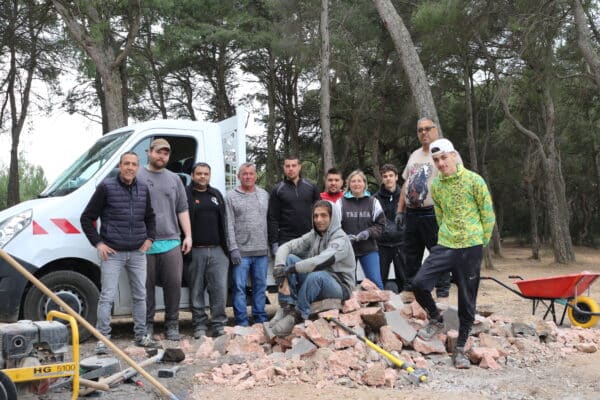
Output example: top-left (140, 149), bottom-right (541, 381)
top-left (396, 118), bottom-right (459, 302)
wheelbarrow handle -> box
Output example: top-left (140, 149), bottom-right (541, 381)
top-left (480, 276), bottom-right (529, 299)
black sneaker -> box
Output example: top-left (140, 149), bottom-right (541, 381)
top-left (209, 326), bottom-right (225, 338)
top-left (165, 324), bottom-right (181, 341)
top-left (134, 334), bottom-right (159, 348)
top-left (194, 328), bottom-right (207, 339)
top-left (453, 347), bottom-right (471, 369)
top-left (418, 319), bottom-right (444, 340)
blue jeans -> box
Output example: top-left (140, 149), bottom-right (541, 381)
top-left (359, 251), bottom-right (384, 289)
top-left (279, 255), bottom-right (344, 320)
top-left (231, 255), bottom-right (269, 326)
top-left (97, 250), bottom-right (147, 339)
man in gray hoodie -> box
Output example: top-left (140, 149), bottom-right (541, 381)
top-left (226, 162), bottom-right (270, 326)
top-left (269, 200), bottom-right (356, 337)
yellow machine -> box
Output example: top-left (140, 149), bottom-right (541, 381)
top-left (0, 310), bottom-right (80, 400)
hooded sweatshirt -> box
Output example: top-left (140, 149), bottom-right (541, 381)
top-left (274, 201), bottom-right (356, 298)
top-left (340, 191), bottom-right (385, 256)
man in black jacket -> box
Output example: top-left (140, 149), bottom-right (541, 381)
top-left (268, 155), bottom-right (320, 255)
top-left (185, 162), bottom-right (229, 338)
top-left (81, 152), bottom-right (157, 354)
top-left (374, 164), bottom-right (406, 293)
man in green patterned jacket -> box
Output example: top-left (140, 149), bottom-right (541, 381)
top-left (411, 138), bottom-right (496, 369)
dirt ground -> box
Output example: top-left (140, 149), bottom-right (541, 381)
top-left (32, 242), bottom-right (600, 400)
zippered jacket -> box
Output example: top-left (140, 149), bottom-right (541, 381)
top-left (432, 164), bottom-right (496, 248)
top-left (268, 177), bottom-right (321, 245)
top-left (81, 175), bottom-right (156, 251)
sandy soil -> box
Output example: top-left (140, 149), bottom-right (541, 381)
top-left (29, 242), bottom-right (600, 400)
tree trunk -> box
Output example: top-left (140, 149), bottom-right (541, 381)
top-left (52, 0), bottom-right (140, 133)
top-left (501, 88), bottom-right (575, 264)
top-left (482, 106), bottom-right (503, 257)
top-left (524, 142), bottom-right (540, 260)
top-left (6, 0), bottom-right (37, 206)
top-left (266, 51), bottom-right (278, 190)
top-left (593, 130), bottom-right (600, 205)
top-left (573, 0), bottom-right (600, 90)
top-left (371, 0), bottom-right (442, 134)
top-left (320, 0), bottom-right (335, 173)
top-left (464, 61), bottom-right (478, 172)
top-left (214, 43), bottom-right (235, 121)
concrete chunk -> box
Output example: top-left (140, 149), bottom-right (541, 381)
top-left (411, 301), bottom-right (428, 320)
top-left (285, 337), bottom-right (318, 358)
top-left (384, 294), bottom-right (404, 311)
top-left (379, 326), bottom-right (403, 352)
top-left (384, 311), bottom-right (417, 343)
top-left (412, 336), bottom-right (447, 354)
top-left (311, 298), bottom-right (342, 315)
top-left (360, 279), bottom-right (379, 291)
top-left (363, 363), bottom-right (387, 386)
top-left (342, 295), bottom-right (361, 313)
top-left (305, 318), bottom-right (335, 348)
top-left (334, 335), bottom-right (358, 349)
top-left (443, 306), bottom-right (459, 333)
top-left (356, 290), bottom-right (392, 303)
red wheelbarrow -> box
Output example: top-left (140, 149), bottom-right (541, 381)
top-left (481, 271), bottom-right (600, 328)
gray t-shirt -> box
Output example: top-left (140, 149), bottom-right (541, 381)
top-left (137, 167), bottom-right (188, 240)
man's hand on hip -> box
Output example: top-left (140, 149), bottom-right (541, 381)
top-left (96, 242), bottom-right (116, 261)
top-left (139, 239), bottom-right (153, 253)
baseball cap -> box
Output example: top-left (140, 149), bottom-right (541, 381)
top-left (430, 138), bottom-right (456, 156)
top-left (150, 138), bottom-right (171, 151)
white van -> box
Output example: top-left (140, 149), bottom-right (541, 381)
top-left (0, 110), bottom-right (247, 340)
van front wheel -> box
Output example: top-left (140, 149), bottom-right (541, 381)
top-left (22, 271), bottom-right (99, 342)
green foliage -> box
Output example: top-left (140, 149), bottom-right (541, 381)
top-left (0, 158), bottom-right (48, 211)
top-left (46, 0), bottom-right (600, 246)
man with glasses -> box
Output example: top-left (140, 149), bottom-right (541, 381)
top-left (396, 118), bottom-right (459, 302)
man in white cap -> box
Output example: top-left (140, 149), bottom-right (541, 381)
top-left (411, 138), bottom-right (495, 370)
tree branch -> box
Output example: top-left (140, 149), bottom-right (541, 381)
top-left (112, 0), bottom-right (142, 68)
top-left (572, 0), bottom-right (600, 89)
top-left (498, 85), bottom-right (542, 145)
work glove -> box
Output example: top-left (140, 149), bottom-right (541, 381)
top-left (347, 234), bottom-right (357, 242)
top-left (230, 249), bottom-right (242, 265)
top-left (273, 264), bottom-right (296, 280)
top-left (356, 230), bottom-right (370, 241)
top-left (395, 212), bottom-right (406, 229)
top-left (271, 243), bottom-right (279, 257)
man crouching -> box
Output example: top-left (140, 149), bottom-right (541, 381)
top-left (268, 200), bottom-right (355, 337)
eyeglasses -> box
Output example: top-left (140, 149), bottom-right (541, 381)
top-left (417, 126), bottom-right (436, 133)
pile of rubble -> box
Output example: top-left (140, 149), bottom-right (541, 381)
top-left (181, 280), bottom-right (600, 390)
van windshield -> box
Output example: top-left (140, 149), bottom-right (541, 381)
top-left (40, 131), bottom-right (133, 197)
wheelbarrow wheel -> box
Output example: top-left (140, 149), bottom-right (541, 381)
top-left (567, 296), bottom-right (600, 328)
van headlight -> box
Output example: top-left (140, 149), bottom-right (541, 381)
top-left (0, 209), bottom-right (32, 248)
